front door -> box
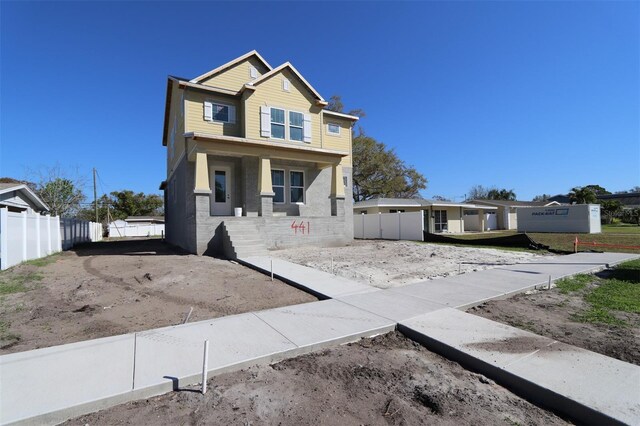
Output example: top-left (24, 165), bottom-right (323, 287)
top-left (210, 166), bottom-right (233, 216)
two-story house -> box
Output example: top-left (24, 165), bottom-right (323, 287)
top-left (160, 51), bottom-right (359, 257)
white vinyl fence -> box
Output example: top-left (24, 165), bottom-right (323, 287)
top-left (60, 218), bottom-right (104, 250)
top-left (108, 222), bottom-right (165, 238)
top-left (354, 211), bottom-right (424, 241)
top-left (0, 208), bottom-right (103, 270)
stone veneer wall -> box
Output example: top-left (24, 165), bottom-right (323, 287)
top-left (164, 156), bottom-right (197, 253)
top-left (196, 215), bottom-right (351, 256)
top-left (168, 157), bottom-right (354, 256)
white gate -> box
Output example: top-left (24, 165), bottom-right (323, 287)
top-left (354, 211), bottom-right (424, 241)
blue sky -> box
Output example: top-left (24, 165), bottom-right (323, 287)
top-left (1, 1), bottom-right (638, 202)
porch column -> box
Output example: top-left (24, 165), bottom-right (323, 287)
top-left (194, 152), bottom-right (210, 193)
top-left (330, 163), bottom-right (345, 216)
top-left (258, 157), bottom-right (274, 217)
top-left (193, 152), bottom-right (211, 247)
top-left (479, 208), bottom-right (485, 232)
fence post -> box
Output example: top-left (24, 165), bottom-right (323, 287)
top-left (574, 236), bottom-right (578, 253)
top-left (0, 208), bottom-right (8, 270)
top-left (46, 215), bottom-right (52, 255)
top-left (56, 216), bottom-right (62, 252)
top-left (35, 212), bottom-right (41, 258)
top-left (21, 211), bottom-right (27, 262)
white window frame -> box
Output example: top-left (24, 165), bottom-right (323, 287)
top-left (270, 107), bottom-right (286, 140)
top-left (289, 170), bottom-right (305, 204)
top-left (289, 110), bottom-right (304, 142)
top-left (327, 122), bottom-right (341, 136)
top-left (206, 101), bottom-right (235, 124)
top-left (271, 169), bottom-right (285, 204)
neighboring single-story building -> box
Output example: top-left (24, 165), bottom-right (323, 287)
top-left (108, 216), bottom-right (165, 238)
top-left (353, 198), bottom-right (498, 233)
top-left (596, 192), bottom-right (640, 209)
top-left (0, 183), bottom-right (50, 214)
top-left (465, 199), bottom-right (559, 230)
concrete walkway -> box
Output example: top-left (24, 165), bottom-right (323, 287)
top-left (1, 251), bottom-right (638, 425)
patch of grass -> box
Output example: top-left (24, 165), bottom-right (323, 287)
top-left (529, 231), bottom-right (640, 254)
top-left (586, 279), bottom-right (640, 314)
top-left (572, 308), bottom-right (626, 326)
top-left (0, 272), bottom-right (44, 295)
top-left (555, 274), bottom-right (593, 294)
top-left (25, 253), bottom-right (59, 267)
top-left (602, 224), bottom-right (640, 234)
top-left (0, 320), bottom-right (21, 345)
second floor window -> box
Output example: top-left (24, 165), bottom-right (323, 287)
top-left (204, 101), bottom-right (235, 123)
top-left (289, 112), bottom-right (304, 142)
top-left (271, 108), bottom-right (285, 139)
top-left (212, 104), bottom-right (230, 122)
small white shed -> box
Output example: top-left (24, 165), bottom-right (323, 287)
top-left (517, 204), bottom-right (601, 234)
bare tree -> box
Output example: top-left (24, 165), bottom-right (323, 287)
top-left (27, 165), bottom-right (87, 217)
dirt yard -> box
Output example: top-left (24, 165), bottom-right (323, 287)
top-left (277, 240), bottom-right (545, 288)
top-left (469, 267), bottom-right (640, 366)
top-left (65, 331), bottom-right (567, 426)
top-left (0, 239), bottom-right (316, 354)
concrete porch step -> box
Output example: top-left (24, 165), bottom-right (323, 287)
top-left (222, 220), bottom-right (269, 260)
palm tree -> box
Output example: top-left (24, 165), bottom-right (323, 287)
top-left (569, 187), bottom-right (597, 204)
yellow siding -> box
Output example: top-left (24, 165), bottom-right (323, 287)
top-left (200, 57), bottom-right (269, 92)
top-left (167, 83), bottom-right (185, 175)
top-left (184, 91), bottom-right (241, 137)
top-left (244, 68), bottom-right (336, 153)
top-left (323, 114), bottom-right (352, 167)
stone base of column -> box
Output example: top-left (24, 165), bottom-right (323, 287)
top-left (259, 192), bottom-right (275, 217)
top-left (331, 196), bottom-right (345, 217)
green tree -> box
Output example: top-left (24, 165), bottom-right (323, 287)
top-left (467, 185), bottom-right (516, 201)
top-left (108, 190), bottom-right (163, 220)
top-left (532, 194), bottom-right (551, 202)
top-left (487, 188), bottom-right (517, 201)
top-left (37, 178), bottom-right (86, 217)
top-left (351, 134), bottom-right (427, 201)
top-left (432, 195), bottom-right (451, 202)
top-left (467, 185), bottom-right (490, 200)
top-left (569, 186), bottom-right (597, 204)
top-left (77, 191), bottom-right (163, 222)
top-left (600, 200), bottom-right (622, 224)
top-left (584, 184), bottom-right (610, 195)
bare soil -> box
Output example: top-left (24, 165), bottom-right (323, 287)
top-left (468, 283), bottom-right (640, 366)
top-left (0, 239), bottom-right (316, 354)
top-left (276, 240), bottom-right (545, 289)
top-left (65, 331), bottom-right (568, 426)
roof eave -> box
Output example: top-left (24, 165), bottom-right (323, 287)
top-left (323, 110), bottom-right (360, 121)
top-left (190, 50), bottom-right (273, 84)
top-left (246, 62), bottom-right (326, 103)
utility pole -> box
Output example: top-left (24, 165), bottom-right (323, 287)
top-left (93, 168), bottom-right (98, 223)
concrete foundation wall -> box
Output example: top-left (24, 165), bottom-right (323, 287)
top-left (196, 216), bottom-right (350, 255)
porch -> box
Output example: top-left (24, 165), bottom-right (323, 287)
top-left (188, 135), bottom-right (349, 218)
